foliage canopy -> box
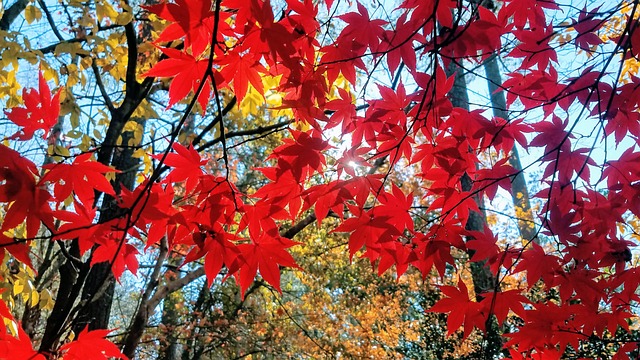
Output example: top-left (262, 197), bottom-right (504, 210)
top-left (1, 0), bottom-right (640, 358)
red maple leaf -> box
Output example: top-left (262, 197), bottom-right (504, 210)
top-left (429, 279), bottom-right (487, 338)
top-left (0, 324), bottom-right (45, 360)
top-left (0, 144), bottom-right (53, 239)
top-left (143, 47), bottom-right (215, 109)
top-left (54, 200), bottom-right (101, 255)
top-left (0, 233), bottom-right (34, 269)
top-left (184, 227), bottom-right (242, 286)
top-left (91, 236), bottom-right (139, 280)
top-left (42, 152), bottom-right (118, 205)
top-left (236, 235), bottom-right (300, 295)
top-left (573, 7), bottom-right (604, 51)
top-left (218, 50), bottom-right (267, 103)
top-left (145, 0), bottom-right (231, 57)
top-left (155, 142), bottom-right (207, 192)
top-left (4, 71), bottom-right (60, 140)
top-left (337, 2), bottom-right (387, 53)
top-left (514, 242), bottom-right (562, 288)
top-left (268, 130), bottom-right (329, 181)
top-left (59, 326), bottom-right (127, 360)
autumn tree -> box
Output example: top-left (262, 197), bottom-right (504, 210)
top-left (1, 0), bottom-right (640, 359)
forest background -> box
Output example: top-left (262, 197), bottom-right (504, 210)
top-left (1, 0), bottom-right (640, 359)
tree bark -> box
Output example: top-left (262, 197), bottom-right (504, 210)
top-left (446, 60), bottom-right (502, 359)
top-left (483, 53), bottom-right (537, 243)
top-left (0, 0), bottom-right (28, 30)
top-left (72, 117), bottom-right (146, 334)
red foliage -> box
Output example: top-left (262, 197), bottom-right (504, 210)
top-left (2, 0), bottom-right (640, 358)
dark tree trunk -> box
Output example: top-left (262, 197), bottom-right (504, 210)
top-left (72, 117), bottom-right (146, 334)
top-left (483, 53), bottom-right (537, 243)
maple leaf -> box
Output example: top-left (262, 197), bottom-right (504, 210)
top-left (42, 152), bottom-right (118, 205)
top-left (0, 144), bottom-right (53, 239)
top-left (54, 200), bottom-right (101, 255)
top-left (325, 88), bottom-right (357, 132)
top-left (429, 279), bottom-right (487, 338)
top-left (155, 142), bottom-right (206, 191)
top-left (320, 41), bottom-right (367, 86)
top-left (482, 289), bottom-right (529, 325)
top-left (143, 47), bottom-right (214, 109)
top-left (474, 158), bottom-right (517, 201)
top-left (573, 7), bottom-right (604, 51)
top-left (218, 50), bottom-right (267, 103)
top-left (184, 228), bottom-right (242, 286)
top-left (268, 130), bottom-right (329, 181)
top-left (145, 0), bottom-right (231, 57)
top-left (0, 233), bottom-right (33, 270)
top-left (514, 242), bottom-right (562, 288)
top-left (337, 2), bottom-right (387, 53)
top-left (4, 71), bottom-right (60, 141)
top-left (505, 303), bottom-right (585, 355)
top-left (0, 325), bottom-right (45, 360)
top-left (381, 12), bottom-right (421, 73)
top-left (236, 235), bottom-right (300, 295)
top-left (509, 24), bottom-right (558, 70)
top-left (91, 236), bottom-right (139, 280)
top-left (59, 327), bottom-right (127, 360)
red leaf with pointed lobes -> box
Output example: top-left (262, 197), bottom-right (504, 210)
top-left (42, 152), bottom-right (118, 205)
top-left (474, 158), bottom-right (517, 201)
top-left (466, 226), bottom-right (500, 263)
top-left (373, 240), bottom-right (414, 278)
top-left (320, 41), bottom-right (367, 86)
top-left (253, 169), bottom-right (304, 220)
top-left (375, 184), bottom-right (414, 232)
top-left (144, 0), bottom-right (231, 57)
top-left (143, 47), bottom-right (216, 110)
top-left (509, 24), bottom-right (557, 70)
top-left (499, 0), bottom-right (559, 29)
top-left (54, 200), bottom-right (101, 255)
top-left (514, 242), bottom-right (562, 289)
top-left (337, 2), bottom-right (387, 53)
top-left (332, 204), bottom-right (402, 260)
top-left (218, 50), bottom-right (267, 104)
top-left (481, 289), bottom-right (529, 325)
top-left (0, 322), bottom-right (45, 360)
top-left (505, 303), bottom-right (585, 355)
top-left (572, 6), bottom-right (604, 51)
top-left (0, 144), bottom-right (53, 239)
top-left (381, 12), bottom-right (422, 73)
top-left (325, 88), bottom-right (357, 132)
top-left (236, 234), bottom-right (300, 296)
top-left (4, 71), bottom-right (60, 141)
top-left (429, 279), bottom-right (487, 339)
top-left (412, 224), bottom-right (465, 277)
top-left (530, 115), bottom-right (572, 156)
top-left (268, 130), bottom-right (329, 181)
top-left (184, 227), bottom-right (242, 287)
top-left (60, 326), bottom-right (127, 360)
top-left (0, 233), bottom-right (34, 270)
top-left (155, 142), bottom-right (207, 190)
top-left (91, 236), bottom-right (139, 281)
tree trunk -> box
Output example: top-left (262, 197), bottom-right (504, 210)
top-left (483, 54), bottom-right (537, 243)
top-left (72, 117), bottom-right (146, 334)
top-left (446, 61), bottom-right (502, 358)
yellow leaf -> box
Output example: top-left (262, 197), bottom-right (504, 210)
top-left (30, 290), bottom-right (39, 307)
top-left (13, 280), bottom-right (23, 296)
top-left (39, 289), bottom-right (55, 310)
top-left (116, 11), bottom-right (133, 25)
top-left (132, 148), bottom-right (146, 158)
top-left (25, 5), bottom-right (42, 24)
